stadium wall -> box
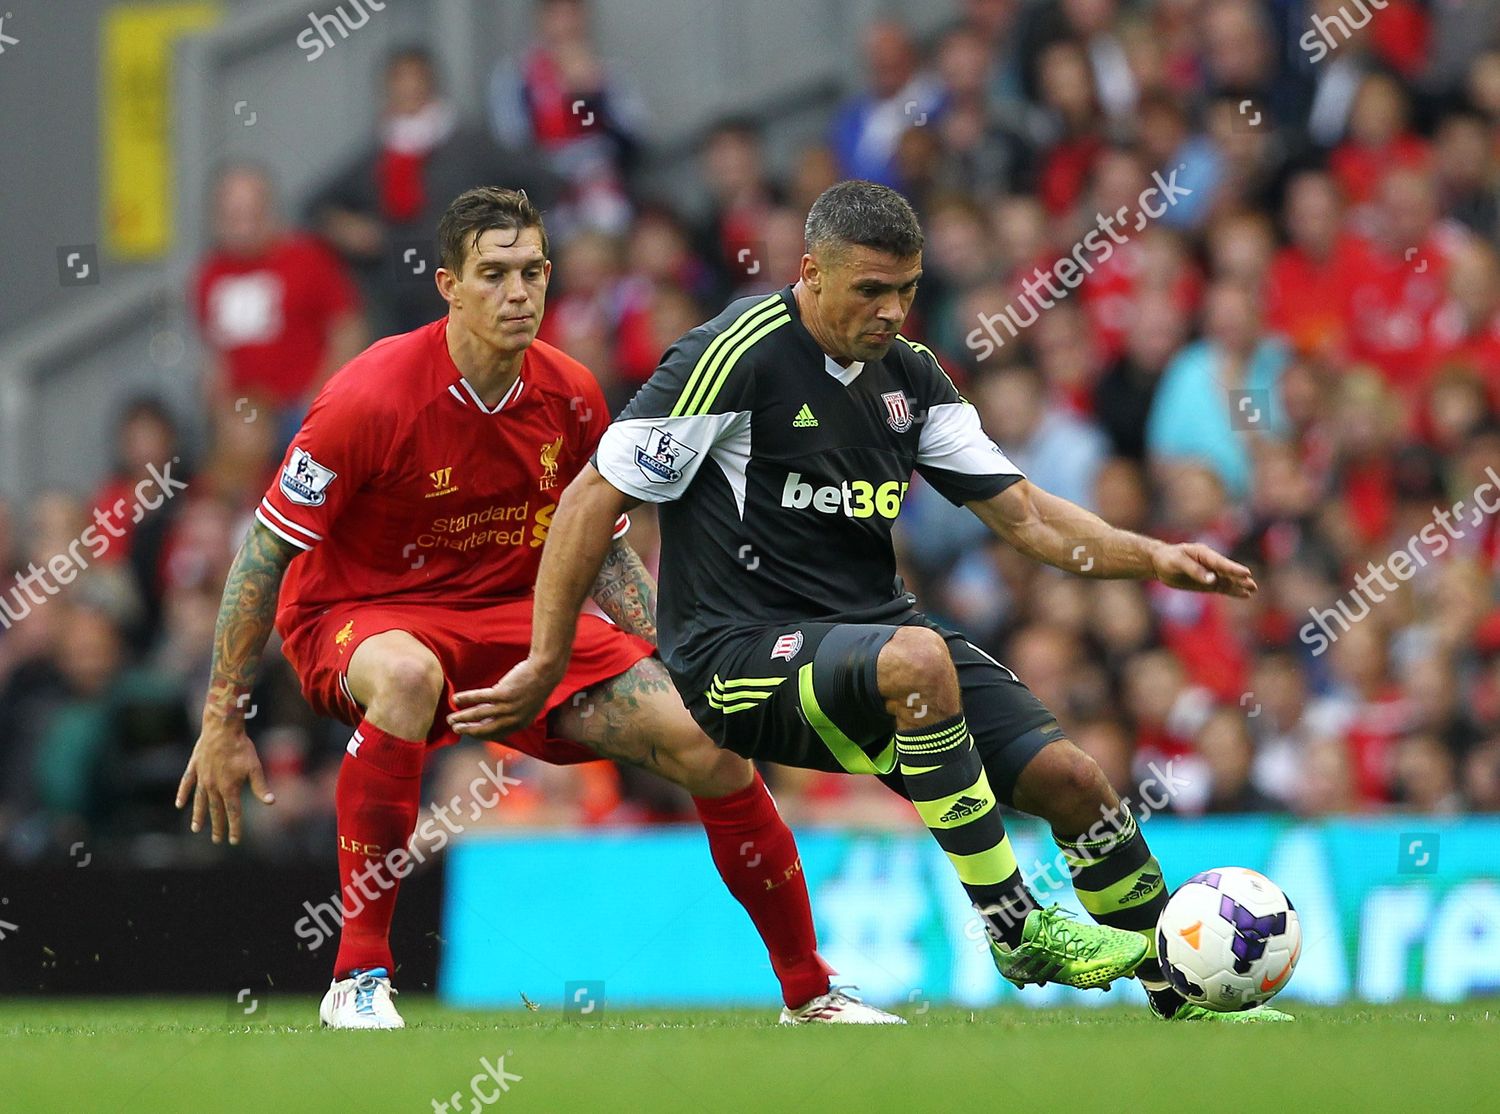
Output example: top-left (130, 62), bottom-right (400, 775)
top-left (441, 818), bottom-right (1500, 1011)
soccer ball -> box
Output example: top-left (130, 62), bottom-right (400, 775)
top-left (1156, 867), bottom-right (1301, 1012)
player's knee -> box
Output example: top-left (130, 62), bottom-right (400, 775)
top-left (651, 720), bottom-right (745, 796)
top-left (1032, 742), bottom-right (1114, 829)
top-left (682, 748), bottom-right (755, 799)
top-left (878, 627), bottom-right (959, 709)
top-left (371, 647), bottom-right (445, 713)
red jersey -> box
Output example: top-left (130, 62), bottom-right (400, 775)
top-left (194, 233), bottom-right (359, 406)
top-left (257, 319), bottom-right (622, 636)
top-left (1344, 232), bottom-right (1454, 395)
top-left (1264, 235), bottom-right (1370, 357)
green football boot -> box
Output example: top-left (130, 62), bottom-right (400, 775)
top-left (989, 906), bottom-right (1149, 990)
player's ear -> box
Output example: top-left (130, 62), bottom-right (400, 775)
top-left (801, 252), bottom-right (819, 293)
top-left (435, 266), bottom-right (458, 307)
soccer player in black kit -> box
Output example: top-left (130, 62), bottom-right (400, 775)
top-left (450, 180), bottom-right (1291, 1021)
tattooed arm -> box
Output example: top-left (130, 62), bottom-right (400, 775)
top-left (176, 521), bottom-right (299, 845)
top-left (589, 534), bottom-right (658, 644)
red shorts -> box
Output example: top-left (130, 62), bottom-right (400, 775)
top-left (281, 598), bottom-right (654, 764)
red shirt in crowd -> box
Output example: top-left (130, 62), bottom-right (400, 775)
top-left (195, 234), bottom-right (360, 407)
top-left (1264, 234), bottom-right (1371, 357)
top-left (1343, 232), bottom-right (1453, 398)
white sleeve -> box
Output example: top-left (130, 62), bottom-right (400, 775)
top-left (594, 411), bottom-right (750, 504)
top-left (915, 401), bottom-right (1025, 504)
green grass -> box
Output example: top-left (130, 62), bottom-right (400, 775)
top-left (1, 998), bottom-right (1495, 1113)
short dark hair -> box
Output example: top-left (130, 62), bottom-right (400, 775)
top-left (804, 180), bottom-right (923, 261)
top-left (438, 187), bottom-right (549, 275)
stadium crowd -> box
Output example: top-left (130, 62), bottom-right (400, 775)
top-left (4, 0), bottom-right (1500, 863)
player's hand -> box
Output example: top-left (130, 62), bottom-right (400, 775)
top-left (1151, 542), bottom-right (1258, 598)
top-left (175, 717), bottom-right (275, 845)
top-left (448, 657), bottom-right (562, 740)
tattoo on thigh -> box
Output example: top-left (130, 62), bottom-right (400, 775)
top-left (558, 661), bottom-right (675, 771)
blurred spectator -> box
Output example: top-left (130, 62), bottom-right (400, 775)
top-left (1194, 706), bottom-right (1282, 813)
top-left (1133, 91), bottom-right (1221, 230)
top-left (731, 206), bottom-right (807, 299)
top-left (1032, 39), bottom-right (1107, 218)
top-left (1423, 240), bottom-right (1500, 401)
top-left (1329, 73), bottom-right (1429, 207)
top-left (1390, 733), bottom-right (1463, 814)
top-left (313, 47), bottom-right (558, 334)
top-left (1093, 289), bottom-right (1188, 459)
top-left (88, 398), bottom-right (188, 648)
top-left (1431, 108), bottom-right (1500, 242)
top-left (196, 164), bottom-right (364, 447)
top-left (956, 0), bottom-right (1027, 103)
top-left (829, 20), bottom-right (943, 187)
top-left (1265, 170), bottom-right (1365, 359)
top-left (1198, 0), bottom-right (1308, 132)
top-left (1147, 281), bottom-right (1290, 498)
top-left (694, 119), bottom-right (784, 296)
top-left (1305, 623), bottom-right (1412, 807)
top-left (1302, 0), bottom-right (1383, 149)
top-left (975, 363), bottom-right (1108, 509)
top-left (1343, 166), bottom-right (1463, 398)
top-left (923, 195), bottom-right (999, 356)
top-left (488, 0), bottom-right (647, 238)
top-left (928, 25), bottom-right (1035, 202)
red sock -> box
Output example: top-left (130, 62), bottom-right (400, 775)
top-left (332, 720), bottom-right (426, 979)
top-left (693, 772), bottom-right (832, 1008)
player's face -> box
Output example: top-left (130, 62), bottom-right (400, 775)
top-left (807, 245), bottom-right (922, 363)
top-left (444, 227), bottom-right (551, 355)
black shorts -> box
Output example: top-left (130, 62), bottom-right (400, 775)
top-left (680, 612), bottom-right (1067, 807)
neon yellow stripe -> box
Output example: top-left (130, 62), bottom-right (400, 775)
top-left (690, 312), bottom-right (789, 416)
top-left (897, 723), bottom-right (968, 750)
top-left (897, 763), bottom-right (941, 775)
top-left (899, 333), bottom-right (968, 403)
top-left (710, 675), bottom-right (787, 690)
top-left (707, 699), bottom-right (766, 715)
top-left (947, 838), bottom-right (1020, 887)
top-left (898, 335), bottom-right (938, 360)
top-left (671, 296), bottom-right (783, 417)
top-left (708, 687), bottom-right (778, 700)
top-left (671, 295), bottom-right (780, 417)
top-left (912, 775), bottom-right (995, 830)
top-left (797, 663), bottom-right (896, 775)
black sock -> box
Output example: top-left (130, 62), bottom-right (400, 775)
top-left (897, 713), bottom-right (1035, 947)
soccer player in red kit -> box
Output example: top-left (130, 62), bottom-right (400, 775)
top-left (176, 187), bottom-right (899, 1027)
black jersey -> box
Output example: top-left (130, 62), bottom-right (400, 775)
top-left (594, 285), bottom-right (1024, 686)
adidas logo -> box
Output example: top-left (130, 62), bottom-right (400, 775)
top-left (939, 794), bottom-right (988, 823)
top-left (1119, 872), bottom-right (1163, 903)
top-left (792, 404), bottom-right (819, 428)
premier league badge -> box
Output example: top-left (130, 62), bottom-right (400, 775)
top-left (635, 427), bottom-right (698, 484)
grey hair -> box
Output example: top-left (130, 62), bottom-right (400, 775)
top-left (804, 180), bottom-right (923, 261)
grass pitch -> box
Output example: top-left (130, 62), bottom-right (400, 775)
top-left (2, 997), bottom-right (1493, 1113)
